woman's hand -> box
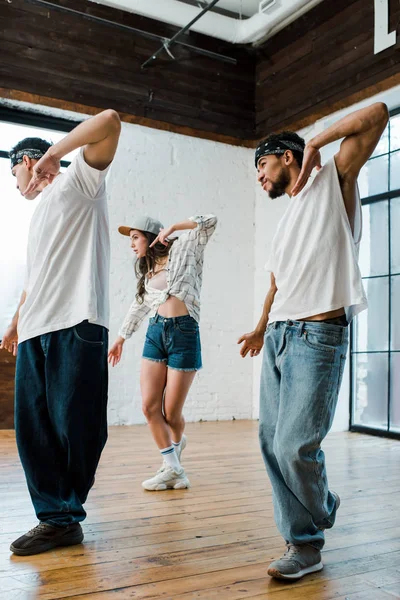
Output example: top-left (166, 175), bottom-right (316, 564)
top-left (108, 336), bottom-right (125, 367)
top-left (150, 225), bottom-right (175, 247)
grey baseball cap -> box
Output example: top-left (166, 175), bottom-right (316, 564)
top-left (118, 216), bottom-right (164, 237)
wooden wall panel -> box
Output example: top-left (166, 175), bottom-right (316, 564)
top-left (0, 349), bottom-right (15, 429)
top-left (2, 1), bottom-right (400, 145)
top-left (256, 0), bottom-right (400, 137)
top-left (0, 0), bottom-right (256, 143)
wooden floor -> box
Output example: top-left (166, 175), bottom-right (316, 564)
top-left (1, 421), bottom-right (400, 600)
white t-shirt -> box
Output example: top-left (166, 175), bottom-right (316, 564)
top-left (18, 149), bottom-right (110, 344)
top-left (266, 157), bottom-right (367, 324)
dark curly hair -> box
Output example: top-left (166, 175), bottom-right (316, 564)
top-left (261, 131), bottom-right (305, 168)
top-left (10, 136), bottom-right (53, 158)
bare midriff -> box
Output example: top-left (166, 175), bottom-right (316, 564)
top-left (299, 307), bottom-right (345, 321)
top-left (157, 295), bottom-right (189, 318)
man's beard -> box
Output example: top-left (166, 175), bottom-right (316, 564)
top-left (268, 169), bottom-right (290, 199)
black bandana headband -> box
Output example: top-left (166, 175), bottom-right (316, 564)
top-left (255, 139), bottom-right (304, 168)
top-left (10, 148), bottom-right (46, 169)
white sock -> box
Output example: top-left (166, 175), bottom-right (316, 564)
top-left (172, 439), bottom-right (181, 453)
top-left (160, 445), bottom-right (181, 472)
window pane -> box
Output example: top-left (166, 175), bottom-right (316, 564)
top-left (391, 275), bottom-right (400, 351)
top-left (391, 196), bottom-right (400, 273)
top-left (359, 155), bottom-right (388, 198)
top-left (390, 354), bottom-right (400, 433)
top-left (355, 277), bottom-right (389, 352)
top-left (352, 353), bottom-right (388, 430)
top-left (0, 122), bottom-right (78, 337)
top-left (390, 150), bottom-right (400, 191)
top-left (0, 158), bottom-right (36, 335)
top-left (371, 123), bottom-right (389, 157)
top-left (390, 113), bottom-right (400, 152)
top-left (358, 201), bottom-right (388, 277)
top-left (0, 121), bottom-right (77, 162)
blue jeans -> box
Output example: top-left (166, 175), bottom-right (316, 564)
top-left (259, 319), bottom-right (348, 550)
top-left (143, 314), bottom-right (202, 371)
top-left (15, 321), bottom-right (108, 526)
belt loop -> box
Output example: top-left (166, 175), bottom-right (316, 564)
top-left (298, 321), bottom-right (305, 337)
top-left (154, 312), bottom-right (159, 323)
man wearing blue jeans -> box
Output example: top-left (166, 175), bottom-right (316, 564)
top-left (1, 109), bottom-right (120, 555)
top-left (238, 102), bottom-right (388, 580)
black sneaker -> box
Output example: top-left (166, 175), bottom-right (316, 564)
top-left (10, 522), bottom-right (84, 556)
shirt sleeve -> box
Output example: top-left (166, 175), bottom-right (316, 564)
top-left (63, 148), bottom-right (111, 200)
top-left (183, 214), bottom-right (218, 246)
top-left (118, 297), bottom-right (151, 339)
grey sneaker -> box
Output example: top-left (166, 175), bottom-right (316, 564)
top-left (267, 544), bottom-right (323, 580)
top-left (142, 466), bottom-right (190, 491)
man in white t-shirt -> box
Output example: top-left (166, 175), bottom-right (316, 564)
top-left (0, 109), bottom-right (120, 555)
top-left (238, 103), bottom-right (388, 580)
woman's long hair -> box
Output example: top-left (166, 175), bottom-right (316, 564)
top-left (135, 231), bottom-right (176, 303)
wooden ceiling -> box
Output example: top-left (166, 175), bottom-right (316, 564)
top-left (0, 0), bottom-right (399, 146)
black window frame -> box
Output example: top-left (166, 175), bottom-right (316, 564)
top-left (350, 106), bottom-right (400, 440)
top-left (0, 106), bottom-right (81, 166)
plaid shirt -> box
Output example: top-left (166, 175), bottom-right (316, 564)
top-left (119, 215), bottom-right (217, 339)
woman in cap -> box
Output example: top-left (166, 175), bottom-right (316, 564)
top-left (108, 214), bottom-right (217, 491)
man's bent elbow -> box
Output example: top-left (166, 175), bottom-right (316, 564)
top-left (104, 109), bottom-right (121, 132)
top-left (373, 102), bottom-right (389, 127)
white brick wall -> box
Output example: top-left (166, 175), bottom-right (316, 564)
top-left (5, 83), bottom-right (399, 428)
top-left (107, 123), bottom-right (255, 424)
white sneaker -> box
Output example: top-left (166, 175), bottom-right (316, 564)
top-left (142, 466), bottom-right (190, 491)
top-left (176, 434), bottom-right (187, 462)
top-left (156, 460), bottom-right (167, 474)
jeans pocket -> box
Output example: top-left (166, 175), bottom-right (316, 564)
top-left (73, 321), bottom-right (104, 346)
top-left (265, 324), bottom-right (273, 337)
top-left (303, 330), bottom-right (342, 353)
top-left (176, 320), bottom-right (198, 334)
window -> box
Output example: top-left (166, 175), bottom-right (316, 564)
top-left (0, 108), bottom-right (78, 337)
top-left (351, 108), bottom-right (400, 438)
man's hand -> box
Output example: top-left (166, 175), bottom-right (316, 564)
top-left (291, 143), bottom-right (322, 196)
top-left (0, 324), bottom-right (18, 356)
top-left (23, 151), bottom-right (60, 197)
top-left (150, 226), bottom-right (175, 247)
top-left (108, 336), bottom-right (125, 367)
top-left (237, 330), bottom-right (264, 358)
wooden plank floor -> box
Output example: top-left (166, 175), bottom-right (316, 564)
top-left (1, 421), bottom-right (400, 600)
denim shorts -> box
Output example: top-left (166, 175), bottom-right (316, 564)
top-left (143, 314), bottom-right (202, 372)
